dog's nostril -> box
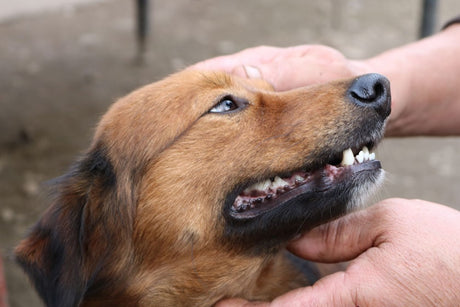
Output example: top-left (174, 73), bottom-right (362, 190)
top-left (350, 81), bottom-right (384, 103)
top-left (347, 73), bottom-right (391, 119)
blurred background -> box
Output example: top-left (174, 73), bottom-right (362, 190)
top-left (1, 1), bottom-right (460, 306)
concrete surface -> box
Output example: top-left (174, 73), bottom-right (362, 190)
top-left (0, 0), bottom-right (106, 22)
top-left (1, 1), bottom-right (460, 306)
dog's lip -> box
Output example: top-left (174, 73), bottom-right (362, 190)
top-left (229, 145), bottom-right (381, 220)
top-left (229, 160), bottom-right (381, 220)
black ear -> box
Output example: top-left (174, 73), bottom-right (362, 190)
top-left (15, 142), bottom-right (134, 307)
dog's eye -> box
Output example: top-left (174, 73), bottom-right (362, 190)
top-left (210, 98), bottom-right (238, 113)
top-left (209, 96), bottom-right (248, 114)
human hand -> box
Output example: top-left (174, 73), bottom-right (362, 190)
top-left (191, 45), bottom-right (369, 91)
top-left (191, 45), bottom-right (408, 135)
top-left (217, 198), bottom-right (460, 306)
top-left (194, 25), bottom-right (460, 137)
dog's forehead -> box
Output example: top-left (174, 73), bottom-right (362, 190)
top-left (193, 71), bottom-right (269, 100)
top-left (94, 70), bottom-right (259, 164)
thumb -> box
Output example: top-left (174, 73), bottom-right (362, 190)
top-left (288, 204), bottom-right (387, 263)
top-left (232, 64), bottom-right (286, 91)
top-left (232, 65), bottom-right (263, 79)
top-left (270, 271), bottom-right (360, 306)
top-left (215, 298), bottom-right (268, 307)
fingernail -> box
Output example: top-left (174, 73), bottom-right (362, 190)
top-left (291, 233), bottom-right (302, 241)
top-left (243, 65), bottom-right (262, 79)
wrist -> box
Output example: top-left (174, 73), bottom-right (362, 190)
top-left (363, 24), bottom-right (460, 136)
top-left (360, 49), bottom-right (413, 136)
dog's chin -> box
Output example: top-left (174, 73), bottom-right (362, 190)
top-left (222, 147), bottom-right (384, 253)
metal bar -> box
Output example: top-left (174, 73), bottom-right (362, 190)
top-left (136, 0), bottom-right (150, 56)
top-left (420, 0), bottom-right (438, 38)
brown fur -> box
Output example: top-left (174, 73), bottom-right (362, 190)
top-left (15, 70), bottom-right (388, 306)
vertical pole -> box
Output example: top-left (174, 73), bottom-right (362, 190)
top-left (136, 0), bottom-right (150, 58)
top-left (420, 0), bottom-right (438, 38)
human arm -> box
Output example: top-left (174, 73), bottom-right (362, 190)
top-left (192, 24), bottom-right (460, 136)
top-left (217, 198), bottom-right (460, 306)
top-left (364, 23), bottom-right (460, 136)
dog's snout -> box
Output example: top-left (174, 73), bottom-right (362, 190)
top-left (347, 73), bottom-right (391, 119)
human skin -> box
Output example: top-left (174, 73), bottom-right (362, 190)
top-left (191, 24), bottom-right (460, 307)
top-left (192, 24), bottom-right (460, 137)
top-left (217, 199), bottom-right (460, 306)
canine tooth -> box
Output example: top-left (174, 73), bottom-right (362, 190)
top-left (356, 151), bottom-right (364, 163)
top-left (369, 152), bottom-right (376, 160)
top-left (258, 179), bottom-right (272, 191)
top-left (245, 179), bottom-right (271, 193)
top-left (362, 146), bottom-right (370, 160)
top-left (272, 176), bottom-right (289, 189)
top-left (341, 148), bottom-right (354, 166)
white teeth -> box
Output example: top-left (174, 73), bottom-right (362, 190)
top-left (272, 176), bottom-right (289, 189)
top-left (363, 146), bottom-right (370, 160)
top-left (259, 179), bottom-right (272, 191)
top-left (356, 151), bottom-right (364, 163)
top-left (243, 176), bottom-right (289, 194)
top-left (244, 179), bottom-right (271, 193)
top-left (295, 175), bottom-right (305, 183)
top-left (341, 146), bottom-right (376, 166)
top-left (243, 146), bottom-right (377, 196)
top-left (341, 148), bottom-right (355, 166)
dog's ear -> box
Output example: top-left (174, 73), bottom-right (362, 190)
top-left (15, 142), bottom-right (135, 307)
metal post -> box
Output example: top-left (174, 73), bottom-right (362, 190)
top-left (420, 0), bottom-right (438, 38)
top-left (136, 0), bottom-right (150, 57)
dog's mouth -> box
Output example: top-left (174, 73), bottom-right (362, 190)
top-left (229, 144), bottom-right (380, 219)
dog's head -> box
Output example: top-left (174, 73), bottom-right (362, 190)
top-left (15, 70), bottom-right (390, 305)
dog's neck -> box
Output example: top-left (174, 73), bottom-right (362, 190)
top-left (81, 250), bottom-right (305, 306)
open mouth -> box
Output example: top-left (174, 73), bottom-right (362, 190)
top-left (230, 145), bottom-right (381, 219)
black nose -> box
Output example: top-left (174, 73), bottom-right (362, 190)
top-left (347, 73), bottom-right (391, 119)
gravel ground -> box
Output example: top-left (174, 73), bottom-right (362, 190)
top-left (1, 1), bottom-right (460, 306)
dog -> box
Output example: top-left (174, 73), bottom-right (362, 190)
top-left (15, 70), bottom-right (390, 306)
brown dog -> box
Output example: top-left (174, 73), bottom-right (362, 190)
top-left (15, 70), bottom-right (390, 306)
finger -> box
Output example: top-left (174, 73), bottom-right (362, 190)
top-left (215, 298), bottom-right (269, 307)
top-left (190, 56), bottom-right (240, 73)
top-left (224, 65), bottom-right (263, 80)
top-left (238, 65), bottom-right (262, 79)
top-left (189, 46), bottom-right (282, 72)
top-left (233, 62), bottom-right (291, 91)
top-left (287, 204), bottom-right (389, 263)
top-left (271, 271), bottom-right (357, 306)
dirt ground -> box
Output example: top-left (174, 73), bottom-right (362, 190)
top-left (1, 1), bottom-right (460, 306)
